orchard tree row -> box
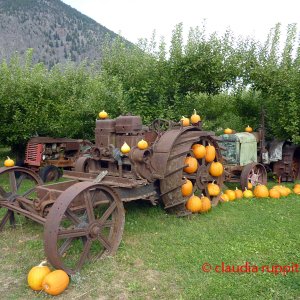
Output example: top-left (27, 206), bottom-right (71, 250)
top-left (0, 22), bottom-right (299, 155)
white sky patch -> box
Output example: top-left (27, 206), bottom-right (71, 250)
top-left (61, 0), bottom-right (300, 45)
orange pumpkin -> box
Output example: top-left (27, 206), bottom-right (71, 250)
top-left (42, 270), bottom-right (70, 296)
top-left (225, 189), bottom-right (236, 201)
top-left (190, 109), bottom-right (201, 124)
top-left (207, 181), bottom-right (220, 196)
top-left (234, 187), bottom-right (243, 199)
top-left (181, 178), bottom-right (193, 197)
top-left (184, 157), bottom-right (198, 174)
top-left (247, 181), bottom-right (253, 190)
top-left (199, 195), bottom-right (211, 212)
top-left (293, 185), bottom-right (300, 194)
top-left (253, 185), bottom-right (269, 198)
top-left (294, 183), bottom-right (300, 189)
top-left (137, 139), bottom-right (148, 150)
top-left (273, 185), bottom-right (290, 197)
top-left (186, 195), bottom-right (202, 213)
top-left (245, 125), bottom-right (253, 133)
top-left (243, 189), bottom-right (254, 198)
top-left (209, 161), bottom-right (223, 177)
top-left (224, 128), bottom-right (233, 134)
top-left (27, 261), bottom-right (51, 291)
top-left (181, 116), bottom-right (190, 127)
top-left (205, 144), bottom-right (216, 163)
top-left (192, 144), bottom-right (206, 159)
top-left (269, 188), bottom-right (281, 199)
top-left (220, 193), bottom-right (230, 202)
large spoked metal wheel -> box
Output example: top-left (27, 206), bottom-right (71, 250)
top-left (240, 163), bottom-right (267, 191)
top-left (44, 182), bottom-right (125, 275)
top-left (0, 167), bottom-right (43, 231)
top-left (160, 130), bottom-right (224, 216)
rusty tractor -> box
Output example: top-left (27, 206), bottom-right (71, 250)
top-left (218, 125), bottom-right (300, 190)
top-left (0, 115), bottom-right (223, 274)
top-left (23, 137), bottom-right (92, 182)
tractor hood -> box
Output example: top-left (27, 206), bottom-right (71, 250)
top-left (219, 132), bottom-right (257, 166)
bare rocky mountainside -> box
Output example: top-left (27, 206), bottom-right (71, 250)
top-left (0, 0), bottom-right (123, 67)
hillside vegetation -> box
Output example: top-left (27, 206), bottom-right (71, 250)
top-left (0, 23), bottom-right (299, 156)
top-left (0, 0), bottom-right (122, 67)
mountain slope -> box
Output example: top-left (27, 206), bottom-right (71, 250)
top-left (0, 0), bottom-right (125, 67)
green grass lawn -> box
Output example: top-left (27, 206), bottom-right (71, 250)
top-left (1, 193), bottom-right (300, 299)
top-left (0, 149), bottom-right (300, 299)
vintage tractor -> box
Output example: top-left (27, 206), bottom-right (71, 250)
top-left (0, 115), bottom-right (224, 274)
top-left (218, 131), bottom-right (267, 190)
top-left (218, 126), bottom-right (300, 190)
top-left (23, 137), bottom-right (92, 182)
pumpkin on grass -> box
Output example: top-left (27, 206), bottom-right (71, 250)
top-left (28, 261), bottom-right (51, 291)
top-left (293, 185), bottom-right (300, 194)
top-left (186, 195), bottom-right (202, 213)
top-left (220, 193), bottom-right (229, 202)
top-left (253, 184), bottom-right (269, 198)
top-left (243, 188), bottom-right (254, 198)
top-left (207, 181), bottom-right (220, 196)
top-left (273, 185), bottom-right (291, 197)
top-left (234, 187), bottom-right (243, 199)
top-left (199, 195), bottom-right (211, 212)
top-left (269, 188), bottom-right (281, 199)
top-left (225, 189), bottom-right (236, 201)
top-left (42, 270), bottom-right (70, 296)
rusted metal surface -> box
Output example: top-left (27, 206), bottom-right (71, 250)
top-left (272, 144), bottom-right (300, 182)
top-left (0, 115), bottom-right (225, 274)
top-left (44, 182), bottom-right (125, 274)
top-left (240, 163), bottom-right (267, 191)
top-left (0, 167), bottom-right (43, 230)
top-left (158, 129), bottom-right (224, 215)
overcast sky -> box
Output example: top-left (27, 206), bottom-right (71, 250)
top-left (61, 0), bottom-right (300, 45)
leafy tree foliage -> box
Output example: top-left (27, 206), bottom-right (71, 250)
top-left (1, 22), bottom-right (300, 158)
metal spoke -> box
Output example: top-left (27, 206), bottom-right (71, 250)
top-left (83, 190), bottom-right (95, 222)
top-left (9, 172), bottom-right (17, 194)
top-left (58, 238), bottom-right (74, 255)
top-left (98, 202), bottom-right (116, 226)
top-left (76, 239), bottom-right (92, 270)
top-left (21, 186), bottom-right (36, 198)
top-left (65, 209), bottom-right (81, 225)
top-left (16, 174), bottom-right (26, 191)
top-left (98, 233), bottom-right (112, 251)
top-left (58, 228), bottom-right (87, 239)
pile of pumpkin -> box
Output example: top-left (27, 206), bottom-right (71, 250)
top-left (182, 142), bottom-right (224, 213)
top-left (27, 261), bottom-right (69, 296)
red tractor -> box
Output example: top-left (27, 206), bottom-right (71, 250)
top-left (23, 137), bottom-right (92, 182)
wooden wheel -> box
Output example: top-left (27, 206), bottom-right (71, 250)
top-left (44, 182), bottom-right (125, 274)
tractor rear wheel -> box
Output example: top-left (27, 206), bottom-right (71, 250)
top-left (159, 131), bottom-right (224, 216)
